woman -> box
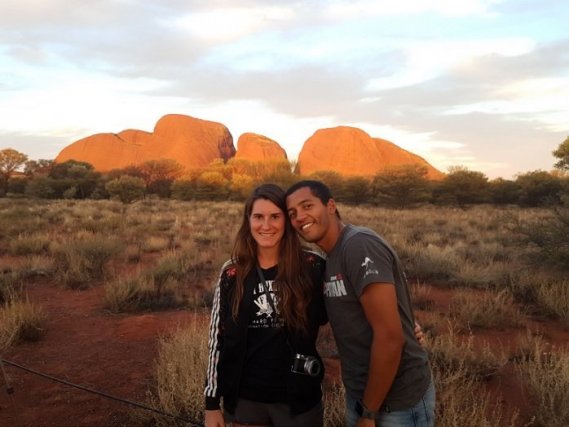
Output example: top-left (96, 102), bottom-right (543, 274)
top-left (204, 183), bottom-right (327, 427)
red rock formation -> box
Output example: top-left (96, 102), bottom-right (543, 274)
top-left (55, 114), bottom-right (235, 172)
top-left (296, 126), bottom-right (443, 179)
top-left (56, 116), bottom-right (442, 180)
top-left (234, 133), bottom-right (288, 161)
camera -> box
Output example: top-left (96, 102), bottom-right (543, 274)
top-left (291, 353), bottom-right (322, 377)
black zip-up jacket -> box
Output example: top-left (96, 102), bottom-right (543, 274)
top-left (204, 250), bottom-right (327, 415)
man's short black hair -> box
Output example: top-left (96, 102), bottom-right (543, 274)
top-left (286, 180), bottom-right (341, 219)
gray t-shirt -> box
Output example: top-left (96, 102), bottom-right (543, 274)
top-left (324, 225), bottom-right (431, 410)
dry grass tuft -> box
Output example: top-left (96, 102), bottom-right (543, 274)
top-left (0, 298), bottom-right (46, 350)
top-left (516, 333), bottom-right (569, 427)
top-left (449, 289), bottom-right (524, 329)
top-left (149, 316), bottom-right (208, 425)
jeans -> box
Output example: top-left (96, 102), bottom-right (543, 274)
top-left (345, 380), bottom-right (435, 427)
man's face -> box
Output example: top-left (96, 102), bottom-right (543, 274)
top-left (286, 186), bottom-right (334, 245)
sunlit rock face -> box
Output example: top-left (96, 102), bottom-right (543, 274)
top-left (55, 114), bottom-right (235, 172)
top-left (234, 133), bottom-right (288, 161)
top-left (296, 126), bottom-right (444, 179)
top-left (56, 118), bottom-right (443, 180)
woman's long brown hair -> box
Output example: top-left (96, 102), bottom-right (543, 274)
top-left (230, 183), bottom-right (313, 333)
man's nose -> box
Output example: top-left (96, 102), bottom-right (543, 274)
top-left (295, 211), bottom-right (307, 223)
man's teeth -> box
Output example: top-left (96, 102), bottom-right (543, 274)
top-left (301, 223), bottom-right (313, 230)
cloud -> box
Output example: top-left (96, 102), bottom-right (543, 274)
top-left (1, 0), bottom-right (568, 179)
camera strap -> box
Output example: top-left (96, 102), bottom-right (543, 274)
top-left (256, 265), bottom-right (278, 315)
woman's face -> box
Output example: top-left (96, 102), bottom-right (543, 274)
top-left (249, 198), bottom-right (286, 251)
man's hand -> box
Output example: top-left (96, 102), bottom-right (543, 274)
top-left (204, 409), bottom-right (225, 427)
top-left (414, 321), bottom-right (425, 346)
top-left (355, 417), bottom-right (376, 427)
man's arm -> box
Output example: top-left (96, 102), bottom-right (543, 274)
top-left (357, 283), bottom-right (404, 426)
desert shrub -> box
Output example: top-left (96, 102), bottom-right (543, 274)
top-left (488, 178), bottom-right (521, 205)
top-left (432, 166), bottom-right (490, 206)
top-left (13, 255), bottom-right (56, 280)
top-left (0, 272), bottom-right (22, 304)
top-left (371, 164), bottom-right (431, 208)
top-left (410, 281), bottom-right (435, 310)
top-left (105, 175), bottom-right (146, 203)
top-left (53, 235), bottom-right (123, 288)
top-left (105, 274), bottom-right (185, 313)
top-left (404, 244), bottom-right (460, 284)
top-left (336, 176), bottom-right (371, 205)
top-left (517, 334), bottom-right (569, 427)
top-left (427, 323), bottom-right (517, 426)
top-left (427, 322), bottom-right (506, 380)
top-left (171, 179), bottom-right (195, 201)
top-left (105, 251), bottom-right (215, 313)
top-left (0, 298), bottom-right (45, 350)
top-left (323, 381), bottom-right (346, 426)
top-left (8, 233), bottom-right (51, 255)
top-left (149, 317), bottom-right (208, 425)
top-left (506, 269), bottom-right (568, 322)
top-left (24, 176), bottom-right (56, 199)
top-left (515, 170), bottom-right (565, 206)
top-left (449, 260), bottom-right (514, 289)
top-left (514, 202), bottom-right (569, 270)
top-left (449, 289), bottom-right (523, 329)
top-left (142, 235), bottom-right (171, 253)
top-left (433, 361), bottom-right (518, 427)
top-left (533, 279), bottom-right (569, 325)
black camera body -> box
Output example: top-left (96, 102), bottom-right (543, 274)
top-left (291, 353), bottom-right (322, 377)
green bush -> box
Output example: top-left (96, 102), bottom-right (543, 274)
top-left (105, 175), bottom-right (146, 203)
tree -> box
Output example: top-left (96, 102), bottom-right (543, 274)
top-left (137, 159), bottom-right (185, 197)
top-left (553, 136), bottom-right (569, 171)
top-left (307, 171), bottom-right (345, 198)
top-left (48, 160), bottom-right (101, 198)
top-left (229, 173), bottom-right (255, 200)
top-left (194, 171), bottom-right (229, 200)
top-left (515, 170), bottom-right (564, 206)
top-left (24, 159), bottom-right (54, 177)
top-left (25, 177), bottom-right (56, 199)
top-left (488, 178), bottom-right (521, 205)
top-left (337, 176), bottom-right (371, 205)
top-left (105, 175), bottom-right (146, 203)
top-left (0, 148), bottom-right (28, 195)
top-left (433, 166), bottom-right (489, 206)
top-left (171, 178), bottom-right (196, 201)
top-left (372, 165), bottom-right (431, 208)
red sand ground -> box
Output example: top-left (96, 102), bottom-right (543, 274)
top-left (0, 281), bottom-right (194, 427)
top-left (1, 281), bottom-right (568, 426)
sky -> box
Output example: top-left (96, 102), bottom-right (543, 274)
top-left (1, 0), bottom-right (568, 179)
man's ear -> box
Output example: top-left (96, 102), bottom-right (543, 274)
top-left (327, 198), bottom-right (337, 214)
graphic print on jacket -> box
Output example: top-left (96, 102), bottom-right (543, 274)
top-left (250, 279), bottom-right (285, 329)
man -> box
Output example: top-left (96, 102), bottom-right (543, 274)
top-left (286, 180), bottom-right (435, 427)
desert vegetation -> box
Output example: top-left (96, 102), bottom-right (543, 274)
top-left (1, 194), bottom-right (568, 426)
top-left (2, 143), bottom-right (569, 211)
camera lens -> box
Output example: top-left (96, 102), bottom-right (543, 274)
top-left (305, 359), bottom-right (321, 376)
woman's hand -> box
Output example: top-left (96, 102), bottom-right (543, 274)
top-left (204, 409), bottom-right (225, 427)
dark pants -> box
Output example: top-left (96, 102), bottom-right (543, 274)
top-left (226, 398), bottom-right (323, 427)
